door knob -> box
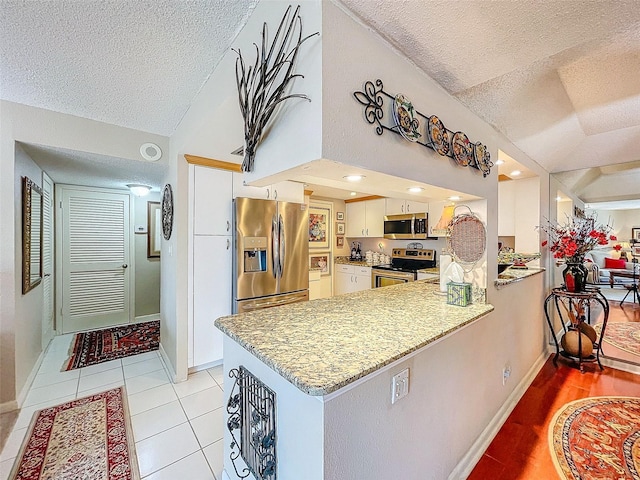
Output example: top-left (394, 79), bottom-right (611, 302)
top-left (122, 264), bottom-right (128, 268)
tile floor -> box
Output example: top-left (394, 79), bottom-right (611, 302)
top-left (0, 334), bottom-right (225, 480)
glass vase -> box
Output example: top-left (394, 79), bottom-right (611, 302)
top-left (563, 262), bottom-right (588, 292)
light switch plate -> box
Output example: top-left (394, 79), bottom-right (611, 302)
top-left (391, 368), bottom-right (409, 404)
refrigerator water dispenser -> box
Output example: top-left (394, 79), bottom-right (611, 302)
top-left (243, 236), bottom-right (267, 273)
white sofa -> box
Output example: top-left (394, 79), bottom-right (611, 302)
top-left (584, 249), bottom-right (637, 286)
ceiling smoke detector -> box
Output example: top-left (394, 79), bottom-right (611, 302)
top-left (140, 143), bottom-right (162, 162)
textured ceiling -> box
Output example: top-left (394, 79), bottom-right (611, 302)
top-left (0, 0), bottom-right (258, 136)
top-left (2, 0), bottom-right (640, 203)
top-left (341, 0), bottom-right (640, 199)
top-left (20, 143), bottom-right (168, 192)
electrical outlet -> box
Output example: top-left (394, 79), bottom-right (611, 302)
top-left (502, 365), bottom-right (512, 386)
top-left (391, 368), bottom-right (409, 404)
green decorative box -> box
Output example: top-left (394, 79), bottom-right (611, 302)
top-left (447, 282), bottom-right (472, 307)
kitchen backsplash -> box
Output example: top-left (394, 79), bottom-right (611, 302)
top-left (345, 237), bottom-right (447, 263)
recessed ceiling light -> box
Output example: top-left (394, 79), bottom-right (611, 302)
top-left (407, 187), bottom-right (423, 193)
top-left (495, 159), bottom-right (505, 165)
top-left (344, 175), bottom-right (365, 182)
top-left (448, 195), bottom-right (461, 201)
top-left (350, 192), bottom-right (357, 196)
top-left (556, 196), bottom-right (562, 201)
top-left (510, 170), bottom-right (521, 176)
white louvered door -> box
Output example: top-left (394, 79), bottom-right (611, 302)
top-left (59, 186), bottom-right (131, 333)
top-left (42, 172), bottom-right (55, 347)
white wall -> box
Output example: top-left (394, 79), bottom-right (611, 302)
top-left (0, 100), bottom-right (168, 407)
top-left (12, 146), bottom-right (45, 406)
top-left (316, 2), bottom-right (549, 475)
top-left (588, 208), bottom-right (640, 244)
top-left (325, 276), bottom-right (545, 479)
top-left (165, 0), bottom-right (324, 379)
top-left (134, 193), bottom-right (161, 317)
top-left (498, 177), bottom-right (541, 256)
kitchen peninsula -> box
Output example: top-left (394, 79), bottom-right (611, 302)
top-left (215, 280), bottom-right (494, 479)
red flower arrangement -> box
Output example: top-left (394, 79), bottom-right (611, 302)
top-left (538, 213), bottom-right (616, 263)
top-left (613, 244), bottom-right (622, 251)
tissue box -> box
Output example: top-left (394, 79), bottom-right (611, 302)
top-left (447, 282), bottom-right (472, 307)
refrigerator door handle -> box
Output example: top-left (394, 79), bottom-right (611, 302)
top-left (272, 215), bottom-right (279, 278)
top-left (279, 214), bottom-right (285, 276)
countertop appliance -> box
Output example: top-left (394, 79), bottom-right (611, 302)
top-left (372, 248), bottom-right (436, 288)
top-left (384, 213), bottom-right (430, 239)
top-left (233, 197), bottom-right (309, 313)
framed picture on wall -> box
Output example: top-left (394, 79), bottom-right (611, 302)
top-left (633, 227), bottom-right (640, 242)
top-left (336, 236), bottom-right (344, 247)
top-left (147, 202), bottom-right (161, 258)
top-left (336, 211), bottom-right (344, 221)
top-left (309, 205), bottom-right (331, 249)
top-left (336, 222), bottom-right (345, 235)
top-left (310, 253), bottom-right (331, 276)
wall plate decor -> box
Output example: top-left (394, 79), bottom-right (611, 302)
top-left (427, 115), bottom-right (450, 156)
top-left (451, 131), bottom-right (473, 166)
top-left (392, 94), bottom-right (421, 142)
top-left (161, 184), bottom-right (173, 240)
top-left (353, 79), bottom-right (493, 177)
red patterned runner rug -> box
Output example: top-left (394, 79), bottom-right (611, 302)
top-left (595, 322), bottom-right (640, 358)
top-left (548, 396), bottom-right (640, 479)
top-left (9, 387), bottom-right (139, 480)
top-left (63, 320), bottom-right (160, 371)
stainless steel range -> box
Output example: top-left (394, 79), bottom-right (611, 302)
top-left (371, 248), bottom-right (436, 288)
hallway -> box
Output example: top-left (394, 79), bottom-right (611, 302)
top-left (0, 334), bottom-right (224, 479)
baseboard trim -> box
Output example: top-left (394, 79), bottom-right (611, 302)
top-left (15, 344), bottom-right (49, 409)
top-left (188, 358), bottom-right (223, 375)
top-left (158, 343), bottom-right (180, 383)
top-left (134, 313), bottom-right (160, 323)
top-left (448, 351), bottom-right (549, 480)
top-left (0, 400), bottom-right (19, 414)
top-left (602, 356), bottom-right (640, 375)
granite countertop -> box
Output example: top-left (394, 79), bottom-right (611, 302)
top-left (334, 256), bottom-right (386, 267)
top-left (494, 267), bottom-right (545, 287)
top-left (215, 281), bottom-right (494, 396)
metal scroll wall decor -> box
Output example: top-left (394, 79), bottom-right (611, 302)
top-left (234, 5), bottom-right (319, 172)
top-left (353, 79), bottom-right (493, 177)
top-left (161, 184), bottom-right (173, 240)
top-left (227, 366), bottom-right (277, 480)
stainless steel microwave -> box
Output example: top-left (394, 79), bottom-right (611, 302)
top-left (383, 213), bottom-right (430, 239)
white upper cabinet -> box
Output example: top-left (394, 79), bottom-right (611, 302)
top-left (346, 198), bottom-right (385, 237)
top-left (270, 181), bottom-right (304, 203)
top-left (194, 166), bottom-right (233, 236)
top-left (232, 173), bottom-right (270, 200)
top-left (385, 198), bottom-right (430, 215)
top-left (232, 173), bottom-right (304, 203)
top-left (498, 181), bottom-right (516, 236)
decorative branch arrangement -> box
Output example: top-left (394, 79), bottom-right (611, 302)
top-left (234, 5), bottom-right (319, 172)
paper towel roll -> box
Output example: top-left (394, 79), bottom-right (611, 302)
top-left (439, 253), bottom-right (452, 292)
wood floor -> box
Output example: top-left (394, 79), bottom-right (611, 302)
top-left (468, 297), bottom-right (640, 480)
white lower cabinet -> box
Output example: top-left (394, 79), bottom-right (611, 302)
top-left (335, 264), bottom-right (371, 295)
top-left (192, 235), bottom-right (232, 367)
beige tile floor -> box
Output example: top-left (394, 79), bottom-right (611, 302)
top-left (0, 334), bottom-right (225, 479)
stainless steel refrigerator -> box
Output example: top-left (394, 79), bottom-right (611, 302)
top-left (233, 197), bottom-right (309, 313)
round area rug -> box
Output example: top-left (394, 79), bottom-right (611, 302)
top-left (595, 322), bottom-right (640, 358)
top-left (549, 396), bottom-right (640, 480)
